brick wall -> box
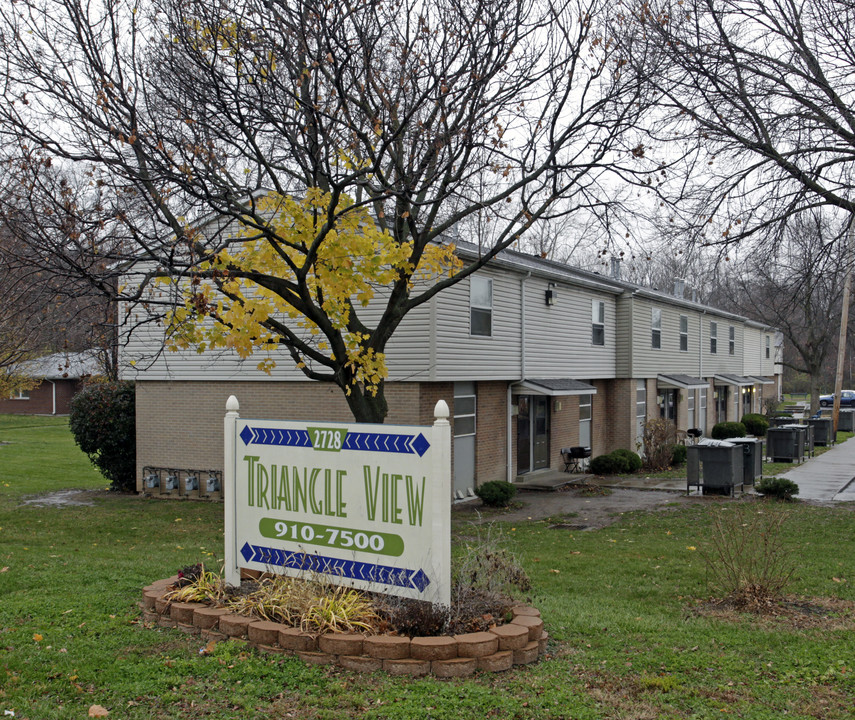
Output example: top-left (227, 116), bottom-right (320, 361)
top-left (0, 379), bottom-right (80, 415)
top-left (474, 381), bottom-right (508, 484)
top-left (135, 380), bottom-right (427, 491)
top-left (602, 379), bottom-right (636, 453)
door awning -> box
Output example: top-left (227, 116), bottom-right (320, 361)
top-left (714, 373), bottom-right (756, 387)
top-left (512, 378), bottom-right (597, 397)
top-left (747, 375), bottom-right (775, 385)
top-left (657, 373), bottom-right (708, 390)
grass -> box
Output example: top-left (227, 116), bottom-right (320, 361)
top-left (1, 416), bottom-right (854, 718)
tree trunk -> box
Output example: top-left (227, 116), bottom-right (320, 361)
top-left (809, 372), bottom-right (822, 415)
top-left (343, 382), bottom-right (389, 424)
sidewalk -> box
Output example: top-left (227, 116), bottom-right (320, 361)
top-left (778, 437), bottom-right (855, 502)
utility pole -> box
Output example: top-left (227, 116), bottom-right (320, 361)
top-left (832, 216), bottom-right (855, 433)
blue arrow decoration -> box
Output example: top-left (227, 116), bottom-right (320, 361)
top-left (239, 424), bottom-right (430, 457)
top-left (239, 542), bottom-right (431, 592)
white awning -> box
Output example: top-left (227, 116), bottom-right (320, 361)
top-left (511, 378), bottom-right (597, 397)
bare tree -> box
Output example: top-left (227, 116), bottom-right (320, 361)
top-left (621, 0), bottom-right (855, 246)
top-left (719, 212), bottom-right (850, 412)
top-left (0, 0), bottom-right (655, 422)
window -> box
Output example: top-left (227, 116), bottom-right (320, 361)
top-left (679, 315), bottom-right (688, 352)
top-left (651, 308), bottom-right (661, 349)
top-left (591, 300), bottom-right (605, 346)
top-left (710, 321), bottom-right (718, 353)
top-left (658, 388), bottom-right (676, 421)
top-left (699, 387), bottom-right (707, 433)
top-left (687, 389), bottom-right (695, 428)
top-left (470, 276), bottom-right (492, 337)
top-left (729, 326), bottom-right (735, 355)
top-left (636, 381), bottom-right (647, 448)
top-left (453, 393), bottom-right (476, 437)
top-left (10, 389), bottom-right (29, 400)
top-left (766, 335), bottom-right (771, 359)
top-left (579, 394), bottom-right (592, 449)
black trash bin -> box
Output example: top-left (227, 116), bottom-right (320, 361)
top-left (766, 426), bottom-right (806, 463)
top-left (839, 409), bottom-right (855, 433)
top-left (729, 437), bottom-right (763, 487)
top-left (687, 440), bottom-right (743, 496)
top-left (808, 417), bottom-right (834, 446)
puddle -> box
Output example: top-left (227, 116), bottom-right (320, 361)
top-left (22, 490), bottom-right (97, 507)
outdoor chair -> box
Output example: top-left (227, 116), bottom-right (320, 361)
top-left (561, 446), bottom-right (591, 473)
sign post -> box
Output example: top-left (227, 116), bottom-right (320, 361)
top-left (223, 396), bottom-right (452, 606)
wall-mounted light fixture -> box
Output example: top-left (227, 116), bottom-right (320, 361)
top-left (545, 282), bottom-right (556, 306)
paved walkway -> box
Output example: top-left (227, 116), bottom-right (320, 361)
top-left (778, 437), bottom-right (855, 502)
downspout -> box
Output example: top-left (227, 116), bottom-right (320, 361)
top-left (509, 272), bottom-right (532, 482)
top-left (47, 379), bottom-right (56, 415)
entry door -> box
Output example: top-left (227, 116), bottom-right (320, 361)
top-left (516, 395), bottom-right (550, 473)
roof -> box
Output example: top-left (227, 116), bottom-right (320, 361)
top-left (713, 373), bottom-right (756, 387)
top-left (657, 373), bottom-right (708, 390)
top-left (512, 378), bottom-right (598, 396)
top-left (17, 351), bottom-right (103, 380)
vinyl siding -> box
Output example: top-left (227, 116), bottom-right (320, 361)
top-left (524, 279), bottom-right (616, 378)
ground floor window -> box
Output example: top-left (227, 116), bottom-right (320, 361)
top-left (687, 390), bottom-right (695, 429)
top-left (699, 387), bottom-right (707, 433)
top-left (579, 394), bottom-right (592, 449)
top-left (636, 381), bottom-right (646, 449)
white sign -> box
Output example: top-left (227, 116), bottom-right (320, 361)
top-left (223, 396), bottom-right (452, 605)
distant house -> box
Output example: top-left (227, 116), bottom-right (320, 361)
top-left (120, 241), bottom-right (782, 498)
top-left (0, 351), bottom-right (103, 415)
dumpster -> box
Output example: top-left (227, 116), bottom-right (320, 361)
top-left (769, 416), bottom-right (796, 428)
top-left (808, 417), bottom-right (834, 446)
top-left (687, 439), bottom-right (743, 496)
top-left (729, 437), bottom-right (763, 487)
top-left (838, 409), bottom-right (855, 432)
top-left (766, 426), bottom-right (806, 463)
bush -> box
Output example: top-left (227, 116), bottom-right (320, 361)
top-left (611, 448), bottom-right (642, 472)
top-left (642, 418), bottom-right (677, 470)
top-left (474, 480), bottom-right (517, 507)
top-left (671, 443), bottom-right (687, 465)
top-left (69, 381), bottom-right (136, 492)
top-left (756, 477), bottom-right (800, 501)
top-left (589, 453), bottom-right (624, 475)
top-left (711, 421), bottom-right (747, 440)
top-left (741, 413), bottom-right (769, 437)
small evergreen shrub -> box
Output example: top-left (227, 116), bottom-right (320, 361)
top-left (711, 421), bottom-right (747, 440)
top-left (671, 443), bottom-right (687, 465)
top-left (611, 448), bottom-right (642, 472)
top-left (741, 413), bottom-right (769, 437)
top-left (475, 480), bottom-right (517, 507)
top-left (756, 477), bottom-right (800, 501)
top-left (69, 381), bottom-right (136, 492)
top-left (589, 453), bottom-right (624, 475)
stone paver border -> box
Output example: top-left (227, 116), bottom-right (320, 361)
top-left (141, 577), bottom-right (548, 676)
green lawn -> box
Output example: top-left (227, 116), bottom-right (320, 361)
top-left (1, 416), bottom-right (853, 719)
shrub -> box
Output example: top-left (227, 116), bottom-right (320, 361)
top-left (711, 421), bottom-right (747, 440)
top-left (589, 453), bottom-right (624, 475)
top-left (756, 477), bottom-right (800, 501)
top-left (671, 443), bottom-right (687, 465)
top-left (611, 448), bottom-right (642, 472)
top-left (69, 381), bottom-right (136, 492)
top-left (699, 506), bottom-right (796, 609)
top-left (642, 418), bottom-right (677, 470)
top-left (741, 413), bottom-right (769, 437)
top-left (474, 480), bottom-right (517, 507)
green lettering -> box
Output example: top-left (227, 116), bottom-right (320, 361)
top-left (256, 463), bottom-right (270, 510)
top-left (277, 466), bottom-right (291, 511)
top-left (309, 468), bottom-right (323, 515)
top-left (292, 467), bottom-right (308, 513)
top-left (391, 474), bottom-right (402, 524)
top-left (244, 456), bottom-right (259, 507)
top-left (363, 465), bottom-right (380, 521)
top-left (336, 470), bottom-right (347, 517)
top-left (405, 475), bottom-right (426, 526)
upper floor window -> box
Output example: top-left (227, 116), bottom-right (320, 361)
top-left (710, 321), bottom-right (718, 354)
top-left (470, 276), bottom-right (492, 337)
top-left (729, 326), bottom-right (735, 355)
top-left (766, 335), bottom-right (771, 359)
top-left (651, 308), bottom-right (662, 349)
top-left (591, 300), bottom-right (605, 346)
top-left (679, 315), bottom-right (688, 352)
